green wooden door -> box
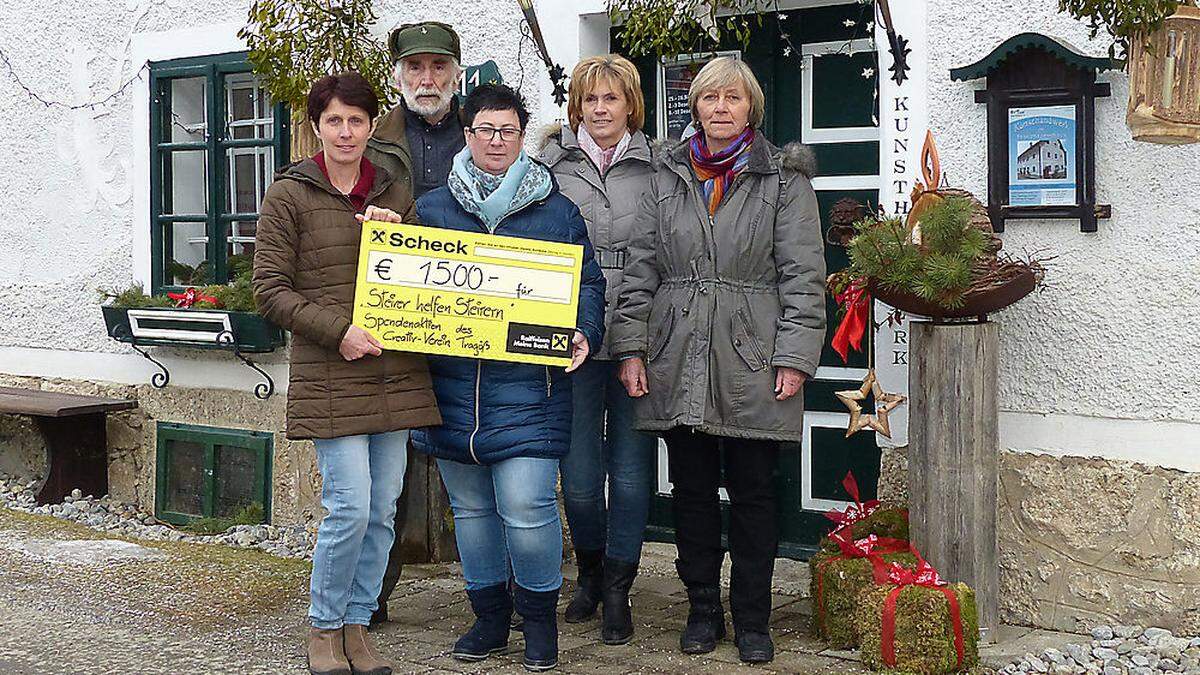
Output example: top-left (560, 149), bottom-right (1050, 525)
top-left (619, 3), bottom-right (883, 559)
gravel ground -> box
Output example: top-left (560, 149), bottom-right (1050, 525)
top-left (0, 506), bottom-right (873, 675)
top-left (0, 507), bottom-right (309, 674)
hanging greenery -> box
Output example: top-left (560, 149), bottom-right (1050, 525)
top-left (607, 0), bottom-right (779, 57)
top-left (1057, 0), bottom-right (1182, 58)
top-left (238, 0), bottom-right (393, 158)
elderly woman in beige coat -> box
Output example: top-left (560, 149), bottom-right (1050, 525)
top-left (538, 54), bottom-right (657, 646)
top-left (610, 56), bottom-right (826, 665)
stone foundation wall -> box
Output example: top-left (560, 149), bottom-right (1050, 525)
top-left (876, 445), bottom-right (1200, 634)
top-left (0, 375), bottom-right (320, 527)
top-left (0, 414), bottom-right (47, 485)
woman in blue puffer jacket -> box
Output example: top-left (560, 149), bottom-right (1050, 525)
top-left (376, 83), bottom-right (604, 672)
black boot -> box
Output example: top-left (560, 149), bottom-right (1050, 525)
top-left (369, 603), bottom-right (388, 627)
top-left (679, 586), bottom-right (726, 654)
top-left (371, 560), bottom-right (400, 627)
top-left (509, 577), bottom-right (524, 632)
top-left (451, 583), bottom-right (512, 661)
top-left (600, 557), bottom-right (637, 645)
top-left (513, 584), bottom-right (559, 671)
top-left (563, 549), bottom-right (604, 623)
top-left (735, 629), bottom-right (775, 664)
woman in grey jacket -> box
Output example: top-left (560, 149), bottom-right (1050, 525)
top-left (611, 57), bottom-right (826, 665)
top-left (539, 55), bottom-right (657, 646)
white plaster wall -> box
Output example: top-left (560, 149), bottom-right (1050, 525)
top-left (925, 0), bottom-right (1200, 429)
top-left (0, 0), bottom-right (559, 374)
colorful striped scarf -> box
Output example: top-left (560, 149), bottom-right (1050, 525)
top-left (689, 126), bottom-right (755, 216)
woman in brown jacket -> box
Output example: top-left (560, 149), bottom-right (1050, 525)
top-left (253, 72), bottom-right (440, 675)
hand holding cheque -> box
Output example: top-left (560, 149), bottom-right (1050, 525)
top-left (352, 212), bottom-right (587, 369)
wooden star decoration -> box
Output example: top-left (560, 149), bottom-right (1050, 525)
top-left (871, 390), bottom-right (907, 439)
top-left (835, 369), bottom-right (908, 439)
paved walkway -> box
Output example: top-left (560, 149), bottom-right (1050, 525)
top-left (0, 507), bottom-right (1073, 674)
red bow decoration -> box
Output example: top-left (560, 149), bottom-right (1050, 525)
top-left (833, 533), bottom-right (882, 558)
top-left (167, 287), bottom-right (221, 309)
top-left (831, 277), bottom-right (870, 363)
top-left (823, 471), bottom-right (881, 539)
top-left (815, 534), bottom-right (916, 631)
top-left (884, 559), bottom-right (945, 587)
top-left (878, 559), bottom-right (966, 670)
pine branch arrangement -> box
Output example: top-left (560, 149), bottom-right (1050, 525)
top-left (98, 268), bottom-right (258, 313)
top-left (845, 197), bottom-right (996, 309)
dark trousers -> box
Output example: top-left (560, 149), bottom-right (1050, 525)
top-left (664, 428), bottom-right (780, 633)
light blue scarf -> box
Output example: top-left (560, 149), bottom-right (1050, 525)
top-left (448, 147), bottom-right (552, 232)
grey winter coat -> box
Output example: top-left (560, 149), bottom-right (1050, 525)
top-left (538, 124), bottom-right (654, 359)
top-left (609, 135), bottom-right (826, 442)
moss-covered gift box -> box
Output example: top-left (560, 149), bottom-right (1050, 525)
top-left (820, 507), bottom-right (910, 554)
top-left (809, 547), bottom-right (920, 649)
top-left (856, 581), bottom-right (980, 674)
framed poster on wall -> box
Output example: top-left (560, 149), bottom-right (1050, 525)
top-left (1007, 105), bottom-right (1077, 207)
top-left (656, 50), bottom-right (741, 142)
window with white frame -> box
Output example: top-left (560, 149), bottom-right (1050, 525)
top-left (148, 52), bottom-right (288, 292)
top-left (801, 38), bottom-right (879, 144)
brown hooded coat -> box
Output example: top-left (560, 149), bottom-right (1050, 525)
top-left (252, 158), bottom-right (441, 439)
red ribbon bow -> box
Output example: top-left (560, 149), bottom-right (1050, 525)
top-left (823, 471), bottom-right (881, 539)
top-left (166, 287), bottom-right (220, 309)
top-left (884, 559), bottom-right (945, 587)
top-left (831, 277), bottom-right (870, 363)
top-left (816, 534), bottom-right (917, 631)
top-left (834, 533), bottom-right (882, 558)
top-left (878, 559), bottom-right (966, 670)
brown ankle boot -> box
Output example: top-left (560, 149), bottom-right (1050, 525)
top-left (307, 627), bottom-right (351, 675)
top-left (343, 623), bottom-right (392, 675)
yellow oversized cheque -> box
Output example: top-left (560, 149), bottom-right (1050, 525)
top-left (352, 221), bottom-right (583, 367)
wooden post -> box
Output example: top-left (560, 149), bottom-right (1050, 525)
top-left (909, 321), bottom-right (999, 640)
top-left (396, 449), bottom-right (459, 563)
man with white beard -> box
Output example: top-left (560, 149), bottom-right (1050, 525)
top-left (367, 22), bottom-right (467, 627)
top-left (366, 21), bottom-right (466, 200)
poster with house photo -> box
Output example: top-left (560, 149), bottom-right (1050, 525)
top-left (1008, 105), bottom-right (1077, 207)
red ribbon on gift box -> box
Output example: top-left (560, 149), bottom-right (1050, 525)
top-left (823, 471), bottom-right (881, 539)
top-left (815, 533), bottom-right (916, 632)
top-left (878, 559), bottom-right (966, 670)
top-left (166, 287), bottom-right (220, 309)
top-left (831, 278), bottom-right (870, 363)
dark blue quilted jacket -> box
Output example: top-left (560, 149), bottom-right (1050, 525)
top-left (410, 179), bottom-right (606, 465)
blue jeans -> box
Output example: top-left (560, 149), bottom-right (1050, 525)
top-left (561, 359), bottom-right (657, 563)
top-left (309, 431), bottom-right (408, 629)
top-left (437, 457), bottom-right (563, 592)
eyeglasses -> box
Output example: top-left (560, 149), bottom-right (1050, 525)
top-left (468, 126), bottom-right (522, 142)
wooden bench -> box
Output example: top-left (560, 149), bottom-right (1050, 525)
top-left (0, 387), bottom-right (137, 505)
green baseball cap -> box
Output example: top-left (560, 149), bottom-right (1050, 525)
top-left (388, 21), bottom-right (461, 63)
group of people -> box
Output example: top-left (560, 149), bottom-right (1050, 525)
top-left (252, 19), bottom-right (825, 675)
